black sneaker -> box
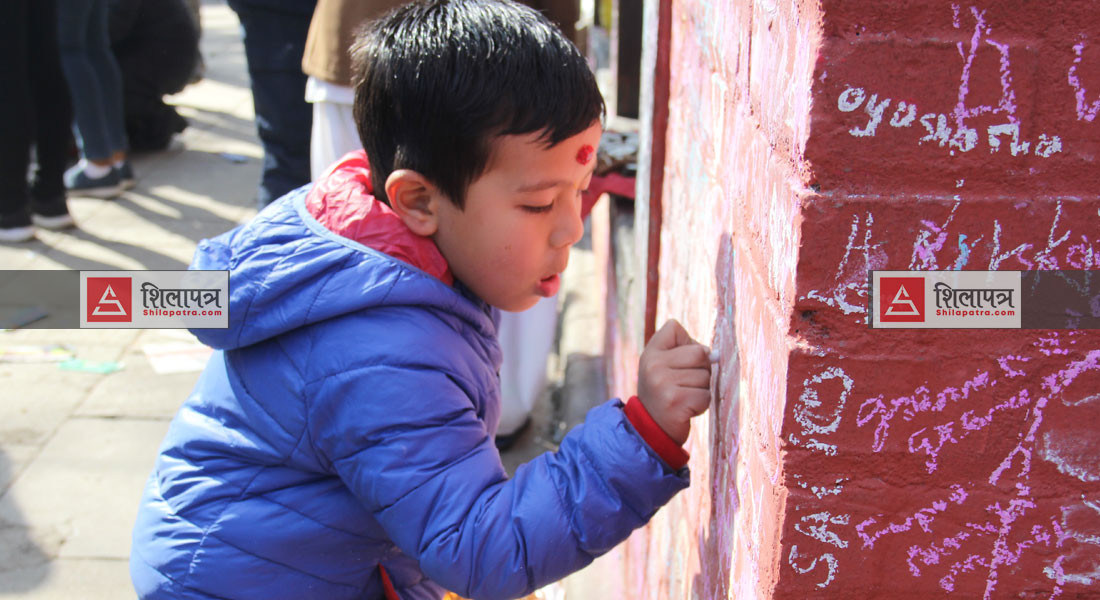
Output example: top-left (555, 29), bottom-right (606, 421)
top-left (65, 163), bottom-right (122, 198)
top-left (115, 161), bottom-right (135, 190)
top-left (30, 196), bottom-right (75, 230)
top-left (0, 210), bottom-right (34, 242)
top-left (0, 225), bottom-right (34, 242)
top-left (31, 212), bottom-right (75, 230)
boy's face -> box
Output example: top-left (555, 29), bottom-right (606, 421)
top-left (433, 122), bottom-right (602, 312)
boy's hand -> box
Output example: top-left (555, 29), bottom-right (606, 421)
top-left (637, 319), bottom-right (713, 445)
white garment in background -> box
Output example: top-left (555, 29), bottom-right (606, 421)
top-left (306, 76), bottom-right (360, 180)
top-left (306, 75), bottom-right (558, 436)
top-left (497, 295), bottom-right (558, 436)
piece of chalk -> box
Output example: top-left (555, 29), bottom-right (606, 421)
top-left (709, 349), bottom-right (720, 363)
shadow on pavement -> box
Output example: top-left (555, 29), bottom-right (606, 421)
top-left (43, 228), bottom-right (190, 271)
top-left (115, 185), bottom-right (242, 245)
top-left (172, 106), bottom-right (260, 147)
top-left (0, 448), bottom-right (51, 593)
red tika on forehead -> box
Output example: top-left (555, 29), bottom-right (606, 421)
top-left (575, 144), bottom-right (595, 165)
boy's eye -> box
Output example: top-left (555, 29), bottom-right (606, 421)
top-left (521, 203), bottom-right (553, 214)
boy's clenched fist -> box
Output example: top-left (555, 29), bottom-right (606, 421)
top-left (637, 319), bottom-right (713, 445)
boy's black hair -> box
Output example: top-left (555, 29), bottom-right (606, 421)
top-left (351, 0), bottom-right (605, 209)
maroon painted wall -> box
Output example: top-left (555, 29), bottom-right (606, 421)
top-left (790, 2), bottom-right (1100, 596)
top-left (591, 1), bottom-right (1100, 598)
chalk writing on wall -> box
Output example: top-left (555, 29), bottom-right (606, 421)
top-left (803, 213), bottom-right (884, 315)
top-left (795, 235), bottom-right (1096, 592)
top-left (786, 2), bottom-right (1100, 597)
top-left (838, 85), bottom-right (1063, 158)
top-left (787, 322), bottom-right (1100, 596)
top-left (789, 366), bottom-right (854, 456)
top-left (832, 5), bottom-right (1100, 158)
top-left (1069, 35), bottom-right (1100, 122)
top-left (803, 200), bottom-right (1086, 318)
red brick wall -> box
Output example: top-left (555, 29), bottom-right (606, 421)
top-left (595, 1), bottom-right (1100, 598)
top-left (789, 2), bottom-right (1100, 596)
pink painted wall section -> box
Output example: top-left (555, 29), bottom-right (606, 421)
top-left (595, 0), bottom-right (1100, 598)
top-left (594, 0), bottom-right (820, 598)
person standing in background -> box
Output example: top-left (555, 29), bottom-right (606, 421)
top-left (182, 0), bottom-right (205, 82)
top-left (108, 0), bottom-right (200, 153)
top-left (302, 0), bottom-right (405, 181)
top-left (0, 0), bottom-right (76, 242)
top-left (228, 0), bottom-right (317, 207)
top-left (57, 0), bottom-right (134, 198)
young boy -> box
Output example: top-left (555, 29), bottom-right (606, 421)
top-left (129, 1), bottom-right (712, 598)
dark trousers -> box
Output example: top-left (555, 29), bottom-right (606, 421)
top-left (0, 0), bottom-right (74, 227)
top-left (228, 1), bottom-right (314, 207)
top-left (57, 0), bottom-right (128, 161)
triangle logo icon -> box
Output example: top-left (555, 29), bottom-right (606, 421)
top-left (885, 284), bottom-right (920, 316)
top-left (92, 285), bottom-right (128, 316)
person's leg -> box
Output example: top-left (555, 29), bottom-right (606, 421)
top-left (56, 0), bottom-right (113, 163)
top-left (57, 0), bottom-right (124, 196)
top-left (231, 3), bottom-right (313, 206)
top-left (28, 0), bottom-right (75, 221)
top-left (310, 97), bottom-right (361, 180)
top-left (0, 0), bottom-right (34, 236)
top-left (183, 0), bottom-right (202, 38)
top-left (496, 295), bottom-right (560, 438)
top-left (184, 0), bottom-right (205, 83)
top-left (86, 0), bottom-right (128, 159)
top-left (114, 34), bottom-right (163, 153)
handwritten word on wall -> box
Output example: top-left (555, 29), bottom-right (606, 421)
top-left (833, 5), bottom-right (1087, 159)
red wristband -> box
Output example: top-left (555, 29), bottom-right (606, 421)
top-left (379, 565), bottom-right (399, 600)
top-left (624, 396), bottom-right (690, 470)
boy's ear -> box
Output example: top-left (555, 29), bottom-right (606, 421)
top-left (385, 169), bottom-right (441, 236)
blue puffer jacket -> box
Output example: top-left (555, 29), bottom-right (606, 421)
top-left (130, 183), bottom-right (689, 599)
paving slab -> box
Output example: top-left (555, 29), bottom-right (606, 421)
top-left (0, 522), bottom-right (63, 595)
top-left (172, 104), bottom-right (260, 150)
top-left (0, 328), bottom-right (139, 347)
top-left (0, 360), bottom-right (105, 492)
top-left (0, 245), bottom-right (53, 271)
top-left (26, 236), bottom-right (193, 272)
top-left (0, 418), bottom-right (169, 561)
top-left (68, 197), bottom-right (241, 247)
top-left (76, 339), bottom-right (199, 420)
top-left (0, 558), bottom-right (133, 600)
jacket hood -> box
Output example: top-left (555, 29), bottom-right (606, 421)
top-left (190, 152), bottom-right (496, 350)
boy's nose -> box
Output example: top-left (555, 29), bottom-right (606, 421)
top-left (549, 199), bottom-right (585, 249)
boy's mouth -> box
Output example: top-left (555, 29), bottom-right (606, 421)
top-left (536, 274), bottom-right (561, 297)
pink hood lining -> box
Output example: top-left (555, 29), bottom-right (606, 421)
top-left (305, 151), bottom-right (454, 286)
